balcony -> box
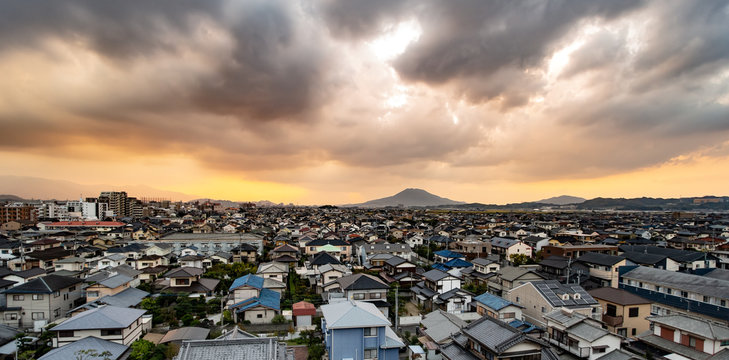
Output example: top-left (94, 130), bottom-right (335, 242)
top-left (602, 314), bottom-right (624, 327)
top-left (547, 336), bottom-right (590, 358)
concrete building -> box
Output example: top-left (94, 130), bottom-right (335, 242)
top-left (588, 287), bottom-right (651, 339)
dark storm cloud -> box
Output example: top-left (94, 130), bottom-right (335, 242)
top-left (0, 0), bottom-right (330, 120)
top-left (391, 0), bottom-right (641, 106)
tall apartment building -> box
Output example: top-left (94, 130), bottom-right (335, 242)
top-left (0, 204), bottom-right (37, 223)
top-left (99, 191), bottom-right (130, 218)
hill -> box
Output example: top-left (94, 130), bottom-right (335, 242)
top-left (350, 188), bottom-right (464, 208)
top-left (535, 195), bottom-right (585, 205)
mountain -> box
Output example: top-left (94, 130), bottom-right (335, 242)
top-left (350, 188), bottom-right (465, 208)
top-left (535, 195), bottom-right (586, 205)
top-left (0, 176), bottom-right (199, 201)
top-left (0, 194), bottom-right (25, 202)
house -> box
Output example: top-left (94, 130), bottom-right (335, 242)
top-left (544, 308), bottom-right (621, 360)
top-left (38, 336), bottom-right (130, 360)
top-left (270, 243), bottom-right (300, 263)
top-left (618, 265), bottom-right (729, 323)
top-left (411, 269), bottom-right (461, 311)
top-left (97, 254), bottom-right (127, 270)
top-left (541, 244), bottom-right (618, 259)
top-left (53, 257), bottom-right (88, 272)
top-left (84, 274), bottom-right (135, 302)
top-left (487, 266), bottom-right (544, 296)
top-left (309, 252), bottom-right (342, 271)
top-left (435, 288), bottom-right (474, 314)
top-left (576, 253), bottom-right (631, 288)
top-left (506, 280), bottom-right (601, 327)
top-left (539, 255), bottom-right (572, 281)
top-left (489, 237), bottom-right (532, 259)
top-left (324, 274), bottom-right (390, 316)
top-left (361, 243), bottom-right (413, 264)
top-left (419, 309), bottom-right (467, 345)
top-left (636, 314), bottom-right (729, 360)
top-left (588, 287), bottom-right (651, 338)
top-left (23, 247), bottom-right (73, 271)
top-left (159, 267), bottom-right (219, 297)
top-left (228, 274), bottom-right (281, 324)
top-left (256, 261), bottom-right (289, 282)
top-left (439, 315), bottom-right (556, 360)
top-left (231, 243), bottom-right (258, 263)
top-left (160, 326), bottom-right (210, 345)
top-left (50, 305), bottom-right (150, 347)
top-left (129, 255), bottom-right (168, 270)
top-left (304, 238), bottom-right (352, 261)
top-left (321, 300), bottom-right (404, 360)
top-left (472, 292), bottom-right (524, 322)
top-left (178, 255), bottom-right (205, 269)
top-left (380, 256), bottom-right (418, 288)
top-left (315, 263), bottom-right (351, 294)
top-left (69, 287), bottom-right (149, 316)
top-left (433, 250), bottom-right (465, 264)
top-left (0, 274), bottom-right (84, 329)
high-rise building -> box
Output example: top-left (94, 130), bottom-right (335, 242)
top-left (99, 191), bottom-right (130, 217)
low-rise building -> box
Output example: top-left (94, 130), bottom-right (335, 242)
top-left (0, 274), bottom-right (84, 329)
top-left (636, 314), bottom-right (729, 360)
top-left (507, 280), bottom-right (601, 327)
top-left (588, 287), bottom-right (651, 338)
top-left (50, 305), bottom-right (150, 347)
top-left (544, 309), bottom-right (621, 360)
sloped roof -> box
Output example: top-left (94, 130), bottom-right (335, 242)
top-left (321, 300), bottom-right (390, 329)
top-left (422, 269), bottom-right (450, 282)
top-left (3, 274), bottom-right (82, 294)
top-left (71, 287), bottom-right (149, 313)
top-left (310, 252), bottom-right (341, 266)
top-left (98, 274), bottom-right (133, 289)
top-left (175, 337), bottom-right (291, 360)
top-left (622, 266), bottom-right (729, 299)
top-left (292, 301), bottom-right (316, 316)
top-left (420, 310), bottom-right (466, 343)
top-left (52, 306), bottom-right (146, 331)
top-left (229, 274), bottom-right (264, 291)
top-left (335, 273), bottom-right (389, 290)
top-left (230, 288), bottom-right (281, 312)
top-left (165, 267), bottom-right (203, 278)
top-left (648, 314), bottom-right (729, 340)
top-left (38, 336), bottom-right (128, 360)
top-left (588, 287), bottom-right (650, 305)
top-left (161, 327), bottom-right (210, 344)
top-left (576, 252), bottom-right (625, 266)
top-left (444, 258), bottom-right (473, 268)
top-left (473, 292), bottom-right (522, 311)
top-left (433, 250), bottom-right (464, 259)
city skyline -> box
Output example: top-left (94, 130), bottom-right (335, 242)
top-left (1, 1), bottom-right (729, 205)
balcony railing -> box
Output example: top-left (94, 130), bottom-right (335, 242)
top-left (547, 336), bottom-right (590, 358)
top-left (602, 314), bottom-right (624, 327)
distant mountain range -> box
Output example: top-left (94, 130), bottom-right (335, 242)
top-left (535, 195), bottom-right (586, 205)
top-left (347, 188), bottom-right (465, 208)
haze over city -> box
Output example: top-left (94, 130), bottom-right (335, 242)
top-left (1, 0), bottom-right (728, 204)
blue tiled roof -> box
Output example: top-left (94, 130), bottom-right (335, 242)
top-left (444, 258), bottom-right (473, 268)
top-left (230, 288), bottom-right (281, 312)
top-left (431, 263), bottom-right (450, 272)
top-left (508, 319), bottom-right (540, 333)
top-left (433, 250), bottom-right (464, 259)
top-left (473, 292), bottom-right (518, 311)
top-left (229, 274), bottom-right (264, 291)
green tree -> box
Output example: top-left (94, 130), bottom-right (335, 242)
top-left (129, 339), bottom-right (165, 360)
top-left (510, 253), bottom-right (529, 266)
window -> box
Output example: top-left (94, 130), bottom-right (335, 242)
top-left (175, 278), bottom-right (190, 286)
top-left (721, 340), bottom-right (729, 346)
top-left (101, 329), bottom-right (122, 336)
top-left (681, 291), bottom-right (689, 298)
top-left (606, 304), bottom-right (617, 317)
top-left (54, 291), bottom-right (60, 298)
top-left (87, 291), bottom-right (99, 298)
top-left (617, 328), bottom-right (627, 337)
top-left (371, 293), bottom-right (381, 299)
top-left (32, 312), bottom-right (45, 320)
top-left (32, 294), bottom-right (44, 300)
top-left (667, 288), bottom-right (672, 295)
top-left (722, 300), bottom-right (726, 307)
top-left (54, 308), bottom-right (60, 317)
top-left (628, 307), bottom-right (639, 317)
top-left (4, 313), bottom-right (17, 320)
top-left (12, 295), bottom-right (24, 301)
top-left (632, 328), bottom-right (637, 336)
top-left (541, 307), bottom-right (546, 313)
top-left (59, 331), bottom-right (75, 338)
top-left (257, 314), bottom-right (263, 318)
top-left (364, 327), bottom-right (377, 337)
top-left (353, 293), bottom-right (365, 300)
top-left (364, 349), bottom-right (378, 359)
top-left (689, 336), bottom-right (697, 347)
top-left (69, 286), bottom-right (76, 291)
top-left (516, 296), bottom-right (520, 302)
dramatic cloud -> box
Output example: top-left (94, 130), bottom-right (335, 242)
top-left (1, 0), bottom-right (729, 203)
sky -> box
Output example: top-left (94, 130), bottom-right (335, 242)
top-left (1, 0), bottom-right (729, 205)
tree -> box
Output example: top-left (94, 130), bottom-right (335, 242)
top-left (272, 314), bottom-right (287, 324)
top-left (128, 339), bottom-right (165, 360)
top-left (510, 253), bottom-right (529, 266)
top-left (74, 349), bottom-right (112, 360)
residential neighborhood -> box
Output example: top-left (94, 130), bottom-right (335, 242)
top-left (1, 193), bottom-right (729, 359)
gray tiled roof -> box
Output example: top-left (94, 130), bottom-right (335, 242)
top-left (647, 314), bottom-right (729, 340)
top-left (529, 280), bottom-right (598, 307)
top-left (622, 266), bottom-right (729, 299)
top-left (175, 337), bottom-right (292, 360)
top-left (52, 305), bottom-right (146, 331)
top-left (322, 300), bottom-right (390, 329)
top-left (38, 336), bottom-right (128, 360)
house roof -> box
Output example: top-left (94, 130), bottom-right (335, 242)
top-left (335, 273), bottom-right (389, 290)
top-left (444, 258), bottom-right (473, 268)
top-left (588, 287), bottom-right (650, 305)
top-left (38, 336), bottom-right (129, 360)
top-left (433, 250), bottom-right (464, 259)
top-left (539, 255), bottom-right (570, 269)
top-left (160, 327), bottom-right (211, 344)
top-left (499, 267), bottom-right (543, 282)
top-left (175, 337), bottom-right (291, 360)
top-left (229, 274), bottom-right (264, 291)
top-left (526, 280), bottom-right (598, 307)
top-left (165, 267), bottom-right (203, 278)
top-left (230, 288), bottom-right (281, 312)
top-left (310, 252), bottom-right (341, 266)
top-left (576, 252), bottom-right (625, 266)
top-left (52, 306), bottom-right (146, 331)
top-left (473, 292), bottom-right (522, 311)
top-left (3, 274), bottom-right (82, 294)
top-left (420, 310), bottom-right (467, 343)
top-left (70, 287), bottom-right (149, 313)
top-left (490, 237), bottom-right (520, 249)
top-left (321, 300), bottom-right (390, 329)
top-left (471, 258), bottom-right (495, 266)
top-left (648, 314), bottom-right (729, 340)
top-left (422, 269), bottom-right (450, 282)
top-left (292, 301), bottom-right (316, 316)
top-left (622, 266), bottom-right (729, 299)
top-left (97, 274), bottom-right (133, 289)
top-left (462, 315), bottom-right (540, 354)
top-left (257, 262), bottom-right (288, 274)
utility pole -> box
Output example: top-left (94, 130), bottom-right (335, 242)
top-left (395, 285), bottom-right (399, 331)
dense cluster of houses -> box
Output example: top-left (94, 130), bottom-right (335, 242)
top-left (1, 196), bottom-right (729, 359)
